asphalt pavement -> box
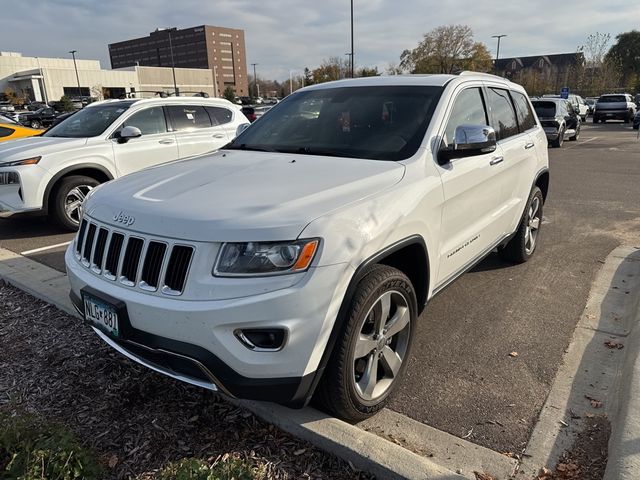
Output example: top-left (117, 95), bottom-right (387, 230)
top-left (0, 121), bottom-right (638, 456)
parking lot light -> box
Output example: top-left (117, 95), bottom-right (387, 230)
top-left (68, 50), bottom-right (81, 99)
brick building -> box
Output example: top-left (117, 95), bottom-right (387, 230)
top-left (108, 25), bottom-right (248, 96)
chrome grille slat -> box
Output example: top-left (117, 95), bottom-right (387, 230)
top-left (74, 217), bottom-right (195, 296)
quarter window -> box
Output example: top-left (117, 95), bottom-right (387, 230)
top-left (486, 88), bottom-right (519, 141)
top-left (122, 107), bottom-right (167, 135)
top-left (167, 105), bottom-right (212, 131)
top-left (442, 88), bottom-right (488, 148)
top-left (0, 126), bottom-right (13, 138)
top-left (511, 91), bottom-right (537, 131)
top-left (206, 107), bottom-right (233, 125)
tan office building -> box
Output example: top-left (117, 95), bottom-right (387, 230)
top-left (109, 25), bottom-right (249, 96)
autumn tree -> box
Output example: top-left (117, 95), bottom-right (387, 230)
top-left (400, 25), bottom-right (492, 74)
top-left (311, 56), bottom-right (351, 83)
top-left (357, 66), bottom-right (381, 77)
top-left (577, 32), bottom-right (622, 96)
top-left (606, 30), bottom-right (640, 87)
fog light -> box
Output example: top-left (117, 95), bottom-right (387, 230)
top-left (0, 172), bottom-right (19, 185)
top-left (234, 328), bottom-right (287, 351)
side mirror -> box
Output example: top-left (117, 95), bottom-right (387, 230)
top-left (438, 125), bottom-right (497, 165)
top-left (117, 125), bottom-right (142, 143)
top-left (235, 123), bottom-right (250, 137)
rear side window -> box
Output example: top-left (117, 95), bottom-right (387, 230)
top-left (122, 106), bottom-right (167, 135)
top-left (206, 107), bottom-right (233, 125)
top-left (167, 105), bottom-right (212, 131)
top-left (486, 88), bottom-right (519, 141)
top-left (442, 88), bottom-right (488, 148)
top-left (511, 92), bottom-right (537, 131)
top-left (0, 126), bottom-right (13, 138)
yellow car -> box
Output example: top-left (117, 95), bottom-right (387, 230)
top-left (0, 115), bottom-right (43, 142)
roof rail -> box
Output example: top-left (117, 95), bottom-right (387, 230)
top-left (457, 71), bottom-right (508, 80)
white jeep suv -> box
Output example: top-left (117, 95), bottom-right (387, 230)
top-left (66, 73), bottom-right (549, 421)
top-left (0, 97), bottom-right (248, 229)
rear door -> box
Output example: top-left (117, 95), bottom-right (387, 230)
top-left (484, 86), bottom-right (537, 235)
top-left (167, 104), bottom-right (227, 157)
top-left (112, 106), bottom-right (179, 176)
top-left (436, 85), bottom-right (508, 285)
top-left (205, 106), bottom-right (238, 141)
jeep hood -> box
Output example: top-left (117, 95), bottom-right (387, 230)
top-left (85, 150), bottom-right (405, 241)
top-left (0, 136), bottom-right (87, 164)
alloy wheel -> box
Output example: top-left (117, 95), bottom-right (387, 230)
top-left (352, 290), bottom-right (411, 402)
top-left (64, 185), bottom-right (92, 226)
top-left (525, 196), bottom-right (541, 254)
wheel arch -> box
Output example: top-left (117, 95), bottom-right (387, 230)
top-left (43, 164), bottom-right (114, 212)
top-left (534, 168), bottom-right (550, 202)
top-left (294, 235), bottom-right (431, 407)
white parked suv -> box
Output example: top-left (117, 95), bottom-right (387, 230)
top-left (0, 97), bottom-right (249, 229)
top-left (66, 73), bottom-right (549, 421)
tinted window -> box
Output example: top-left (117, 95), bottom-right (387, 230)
top-left (443, 88), bottom-right (488, 148)
top-left (43, 108), bottom-right (54, 116)
top-left (0, 126), bottom-right (13, 138)
top-left (206, 106), bottom-right (233, 125)
top-left (122, 107), bottom-right (167, 135)
top-left (532, 101), bottom-right (557, 118)
top-left (224, 86), bottom-right (443, 161)
top-left (167, 105), bottom-right (211, 130)
top-left (487, 88), bottom-right (519, 141)
top-left (511, 92), bottom-right (536, 131)
top-left (598, 95), bottom-right (626, 103)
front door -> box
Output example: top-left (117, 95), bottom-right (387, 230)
top-left (112, 106), bottom-right (179, 177)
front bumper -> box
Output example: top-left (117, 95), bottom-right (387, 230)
top-left (66, 245), bottom-right (353, 406)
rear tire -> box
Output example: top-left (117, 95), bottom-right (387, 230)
top-left (50, 175), bottom-right (100, 231)
top-left (569, 125), bottom-right (580, 141)
top-left (314, 264), bottom-right (417, 422)
top-left (30, 120), bottom-right (41, 129)
top-left (499, 186), bottom-right (544, 264)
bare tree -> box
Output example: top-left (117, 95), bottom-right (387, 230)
top-left (400, 25), bottom-right (491, 74)
top-left (578, 32), bottom-right (611, 68)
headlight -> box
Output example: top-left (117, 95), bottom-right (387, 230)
top-left (3, 156), bottom-right (41, 167)
top-left (213, 239), bottom-right (319, 277)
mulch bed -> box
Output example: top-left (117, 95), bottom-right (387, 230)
top-left (0, 282), bottom-right (373, 479)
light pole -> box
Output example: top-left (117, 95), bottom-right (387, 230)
top-left (492, 34), bottom-right (507, 74)
top-left (251, 63), bottom-right (258, 99)
top-left (350, 0), bottom-right (354, 78)
top-left (68, 50), bottom-right (81, 98)
top-left (345, 53), bottom-right (353, 78)
top-left (167, 31), bottom-right (178, 96)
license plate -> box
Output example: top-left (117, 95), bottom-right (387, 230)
top-left (83, 293), bottom-right (119, 337)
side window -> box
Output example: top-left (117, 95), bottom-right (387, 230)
top-left (511, 91), bottom-right (536, 131)
top-left (0, 126), bottom-right (14, 138)
top-left (122, 106), bottom-right (167, 135)
top-left (167, 105), bottom-right (211, 131)
top-left (442, 87), bottom-right (488, 148)
top-left (486, 88), bottom-right (519, 141)
top-left (206, 107), bottom-right (233, 126)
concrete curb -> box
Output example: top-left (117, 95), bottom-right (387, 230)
top-left (516, 246), bottom-right (640, 478)
top-left (0, 247), bottom-right (464, 479)
top-left (604, 253), bottom-right (640, 479)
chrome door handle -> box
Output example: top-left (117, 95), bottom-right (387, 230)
top-left (525, 142), bottom-right (535, 149)
top-left (158, 139), bottom-right (175, 144)
top-left (490, 156), bottom-right (504, 166)
top-left (212, 134), bottom-right (226, 139)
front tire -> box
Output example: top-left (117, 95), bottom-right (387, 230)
top-left (499, 186), bottom-right (544, 264)
top-left (551, 127), bottom-right (564, 148)
top-left (315, 264), bottom-right (417, 422)
top-left (50, 175), bottom-right (100, 230)
top-left (570, 125), bottom-right (580, 141)
top-left (30, 120), bottom-right (41, 129)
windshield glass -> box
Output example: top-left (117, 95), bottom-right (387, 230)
top-left (44, 102), bottom-right (135, 138)
top-left (0, 114), bottom-right (17, 124)
top-left (598, 95), bottom-right (626, 103)
top-left (532, 101), bottom-right (557, 118)
top-left (224, 85), bottom-right (443, 161)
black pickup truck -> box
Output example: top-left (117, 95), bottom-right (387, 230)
top-left (17, 107), bottom-right (57, 129)
top-left (593, 94), bottom-right (637, 123)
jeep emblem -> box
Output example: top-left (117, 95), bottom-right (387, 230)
top-left (113, 211), bottom-right (135, 226)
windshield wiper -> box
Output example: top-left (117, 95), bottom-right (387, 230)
top-left (278, 147), bottom-right (359, 158)
top-left (223, 143), bottom-right (277, 152)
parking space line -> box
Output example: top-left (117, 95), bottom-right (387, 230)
top-left (21, 241), bottom-right (72, 256)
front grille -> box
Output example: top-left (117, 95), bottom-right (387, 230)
top-left (76, 219), bottom-right (195, 295)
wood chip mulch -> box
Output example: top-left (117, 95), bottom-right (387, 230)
top-left (0, 282), bottom-right (374, 479)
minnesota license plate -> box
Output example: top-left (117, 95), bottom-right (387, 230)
top-left (83, 293), bottom-right (119, 337)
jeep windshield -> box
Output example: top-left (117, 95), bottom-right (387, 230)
top-left (43, 101), bottom-right (138, 138)
top-left (224, 86), bottom-right (443, 161)
top-left (532, 101), bottom-right (557, 118)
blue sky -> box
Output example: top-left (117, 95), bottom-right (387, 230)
top-left (1, 0), bottom-right (638, 80)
